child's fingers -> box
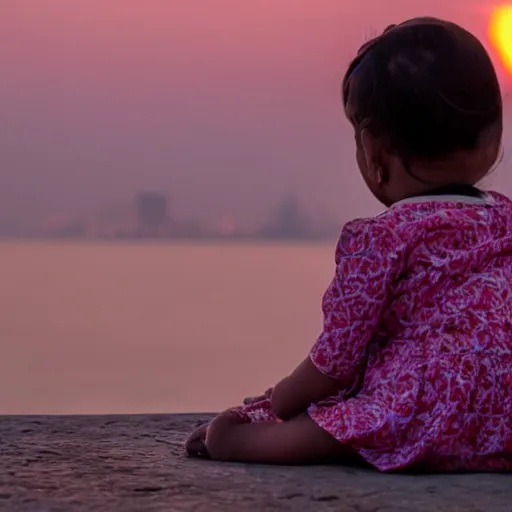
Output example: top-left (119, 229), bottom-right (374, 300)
top-left (243, 395), bottom-right (262, 405)
top-left (243, 388), bottom-right (273, 405)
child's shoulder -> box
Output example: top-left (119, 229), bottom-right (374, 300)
top-left (380, 190), bottom-right (512, 227)
top-left (336, 191), bottom-right (512, 260)
top-left (336, 214), bottom-right (404, 262)
top-left (486, 190), bottom-right (512, 207)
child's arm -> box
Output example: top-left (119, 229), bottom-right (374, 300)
top-left (271, 220), bottom-right (404, 421)
top-left (270, 357), bottom-right (344, 420)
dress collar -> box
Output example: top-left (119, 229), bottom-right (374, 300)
top-left (393, 194), bottom-right (490, 207)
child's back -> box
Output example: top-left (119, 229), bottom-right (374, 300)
top-left (306, 190), bottom-right (512, 471)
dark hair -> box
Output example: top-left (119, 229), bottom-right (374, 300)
top-left (343, 18), bottom-right (503, 163)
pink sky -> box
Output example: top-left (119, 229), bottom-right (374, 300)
top-left (0, 0), bottom-right (510, 227)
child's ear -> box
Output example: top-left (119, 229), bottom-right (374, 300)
top-left (360, 128), bottom-right (385, 183)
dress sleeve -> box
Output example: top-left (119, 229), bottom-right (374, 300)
top-left (309, 218), bottom-right (403, 387)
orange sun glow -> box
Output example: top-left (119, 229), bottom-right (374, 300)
top-left (489, 4), bottom-right (512, 75)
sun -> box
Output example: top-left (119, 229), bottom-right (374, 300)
top-left (489, 4), bottom-right (512, 75)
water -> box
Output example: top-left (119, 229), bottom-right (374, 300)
top-left (0, 241), bottom-right (335, 414)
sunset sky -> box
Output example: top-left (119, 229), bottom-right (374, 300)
top-left (1, 0), bottom-right (511, 228)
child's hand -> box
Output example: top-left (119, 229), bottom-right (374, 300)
top-left (243, 388), bottom-right (272, 405)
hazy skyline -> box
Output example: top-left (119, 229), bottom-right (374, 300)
top-left (1, 0), bottom-right (511, 229)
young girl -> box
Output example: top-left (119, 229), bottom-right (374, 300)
top-left (186, 17), bottom-right (512, 472)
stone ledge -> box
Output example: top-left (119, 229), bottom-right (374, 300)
top-left (0, 414), bottom-right (510, 511)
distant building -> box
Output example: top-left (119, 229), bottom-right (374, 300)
top-left (135, 192), bottom-right (170, 237)
top-left (260, 195), bottom-right (316, 240)
top-left (217, 214), bottom-right (237, 237)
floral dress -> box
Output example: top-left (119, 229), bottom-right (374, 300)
top-left (233, 192), bottom-right (512, 472)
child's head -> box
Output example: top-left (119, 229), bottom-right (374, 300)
top-left (343, 17), bottom-right (503, 205)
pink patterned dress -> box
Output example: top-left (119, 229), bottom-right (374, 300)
top-left (234, 192), bottom-right (512, 472)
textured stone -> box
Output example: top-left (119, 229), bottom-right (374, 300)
top-left (0, 414), bottom-right (510, 511)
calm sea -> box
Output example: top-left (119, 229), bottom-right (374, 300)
top-left (0, 241), bottom-right (335, 415)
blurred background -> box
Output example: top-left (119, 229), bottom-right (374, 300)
top-left (1, 0), bottom-right (511, 414)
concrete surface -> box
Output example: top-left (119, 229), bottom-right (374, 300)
top-left (0, 414), bottom-right (510, 511)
